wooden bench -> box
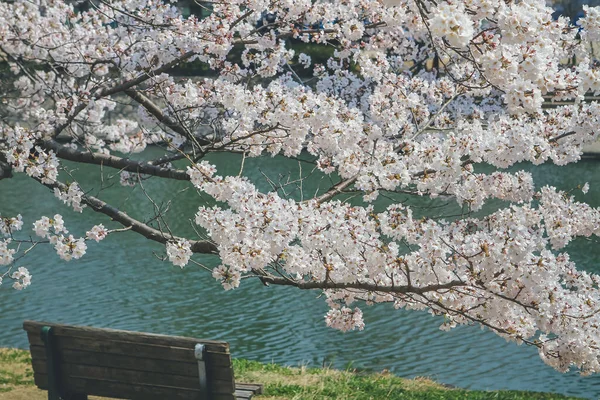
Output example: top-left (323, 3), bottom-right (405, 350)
top-left (24, 320), bottom-right (263, 400)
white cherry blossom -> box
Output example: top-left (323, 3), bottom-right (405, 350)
top-left (86, 225), bottom-right (108, 242)
top-left (166, 240), bottom-right (193, 268)
top-left (1, 0), bottom-right (600, 375)
top-left (11, 267), bottom-right (31, 290)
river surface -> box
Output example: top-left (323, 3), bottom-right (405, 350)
top-left (0, 151), bottom-right (599, 398)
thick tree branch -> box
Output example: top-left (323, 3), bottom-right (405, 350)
top-left (37, 178), bottom-right (217, 254)
top-left (260, 276), bottom-right (465, 293)
top-left (42, 139), bottom-right (191, 181)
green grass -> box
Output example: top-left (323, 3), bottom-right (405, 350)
top-left (0, 349), bottom-right (585, 400)
top-left (232, 359), bottom-right (583, 400)
top-left (0, 349), bottom-right (33, 387)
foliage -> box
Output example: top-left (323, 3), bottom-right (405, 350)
top-left (1, 0), bottom-right (600, 377)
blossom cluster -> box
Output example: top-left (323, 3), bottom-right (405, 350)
top-left (0, 214), bottom-right (23, 237)
top-left (2, 0), bottom-right (600, 375)
top-left (33, 215), bottom-right (87, 261)
top-left (54, 183), bottom-right (86, 213)
top-left (429, 2), bottom-right (474, 48)
top-left (86, 225), bottom-right (108, 242)
top-left (0, 239), bottom-right (16, 266)
top-left (2, 126), bottom-right (59, 184)
top-left (10, 267), bottom-right (31, 290)
top-left (33, 215), bottom-right (67, 238)
top-left (193, 171), bottom-right (600, 373)
top-left (212, 265), bottom-right (241, 290)
top-left (325, 307), bottom-right (365, 332)
top-left (166, 240), bottom-right (193, 267)
top-left (50, 235), bottom-right (87, 261)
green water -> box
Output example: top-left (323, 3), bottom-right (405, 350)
top-left (0, 151), bottom-right (599, 398)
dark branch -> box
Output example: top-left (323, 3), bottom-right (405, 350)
top-left (260, 276), bottom-right (465, 293)
top-left (549, 131), bottom-right (576, 143)
top-left (42, 139), bottom-right (191, 181)
top-left (36, 178), bottom-right (217, 254)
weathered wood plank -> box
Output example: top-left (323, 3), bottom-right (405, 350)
top-left (234, 389), bottom-right (254, 399)
top-left (29, 344), bottom-right (232, 371)
top-left (33, 371), bottom-right (46, 389)
top-left (30, 346), bottom-right (235, 394)
top-left (34, 370), bottom-right (237, 397)
top-left (41, 334), bottom-right (198, 361)
top-left (27, 331), bottom-right (230, 359)
top-left (24, 321), bottom-right (229, 353)
top-left (27, 333), bottom-right (233, 367)
top-left (29, 347), bottom-right (236, 394)
top-left (32, 360), bottom-right (199, 389)
top-left (30, 346), bottom-right (198, 376)
top-left (34, 373), bottom-right (211, 400)
top-left (235, 383), bottom-right (263, 394)
top-left (32, 358), bottom-right (236, 389)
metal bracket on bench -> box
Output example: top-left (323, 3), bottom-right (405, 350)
top-left (41, 326), bottom-right (63, 400)
top-left (194, 343), bottom-right (209, 400)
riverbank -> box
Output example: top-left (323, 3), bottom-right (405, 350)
top-left (0, 348), bottom-right (585, 399)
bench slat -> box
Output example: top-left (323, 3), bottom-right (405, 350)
top-left (34, 369), bottom-right (239, 397)
top-left (32, 360), bottom-right (199, 389)
top-left (30, 346), bottom-right (199, 377)
top-left (34, 373), bottom-right (209, 400)
top-left (24, 321), bottom-right (228, 352)
top-left (235, 383), bottom-right (264, 394)
top-left (234, 389), bottom-right (254, 399)
top-left (31, 359), bottom-right (237, 389)
top-left (30, 334), bottom-right (200, 362)
top-left (27, 333), bottom-right (233, 368)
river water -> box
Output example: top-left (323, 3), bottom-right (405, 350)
top-left (0, 150), bottom-right (599, 398)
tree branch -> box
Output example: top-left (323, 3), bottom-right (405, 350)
top-left (260, 276), bottom-right (465, 294)
top-left (53, 51), bottom-right (198, 138)
top-left (549, 131), bottom-right (576, 143)
top-left (313, 177), bottom-right (357, 204)
top-left (124, 89), bottom-right (211, 146)
top-left (42, 139), bottom-right (191, 181)
top-left (37, 178), bottom-right (217, 254)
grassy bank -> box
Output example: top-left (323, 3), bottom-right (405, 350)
top-left (0, 348), bottom-right (584, 400)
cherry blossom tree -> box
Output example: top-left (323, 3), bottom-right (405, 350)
top-left (2, 0), bottom-right (600, 374)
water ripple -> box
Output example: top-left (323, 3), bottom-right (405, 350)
top-left (2, 160), bottom-right (600, 399)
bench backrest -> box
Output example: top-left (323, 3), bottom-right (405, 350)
top-left (24, 320), bottom-right (237, 400)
